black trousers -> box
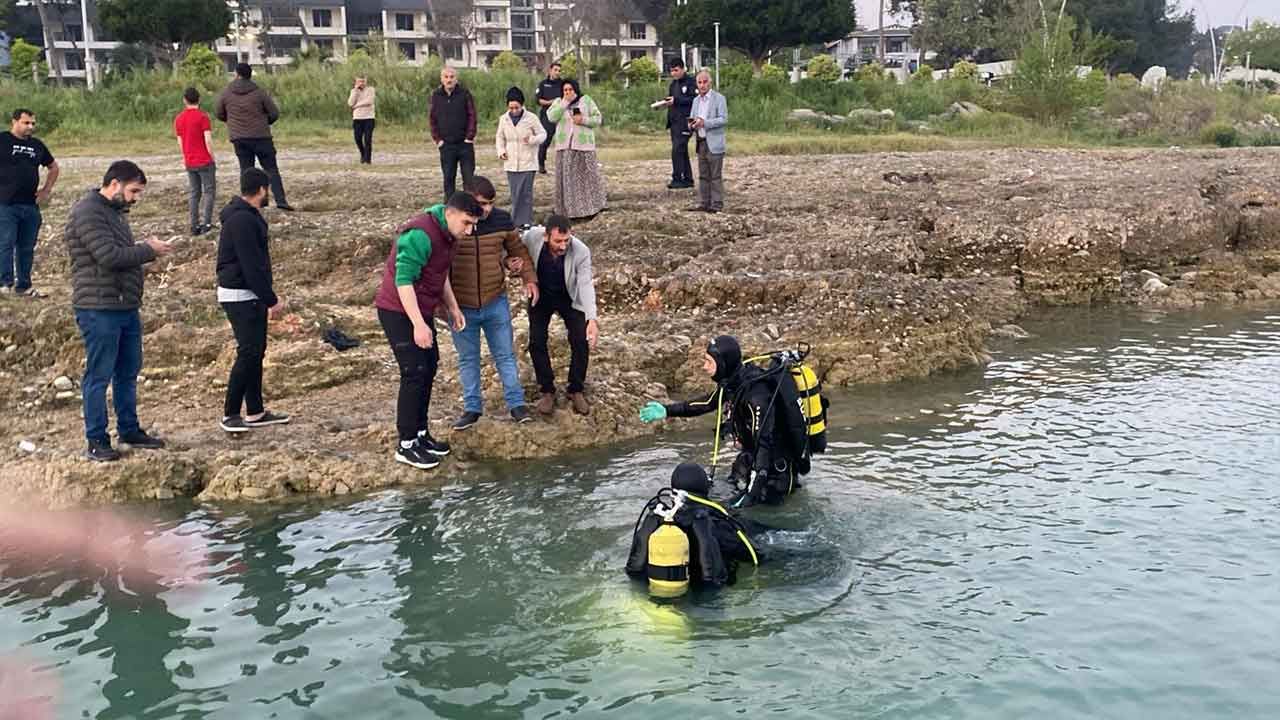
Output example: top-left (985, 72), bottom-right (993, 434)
top-left (353, 119), bottom-right (375, 163)
top-left (379, 308), bottom-right (439, 442)
top-left (538, 114), bottom-right (556, 171)
top-left (670, 126), bottom-right (693, 184)
top-left (223, 300), bottom-right (268, 418)
top-left (527, 296), bottom-right (589, 394)
top-left (233, 138), bottom-right (289, 207)
top-left (439, 141), bottom-right (475, 202)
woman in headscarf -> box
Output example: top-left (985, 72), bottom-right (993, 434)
top-left (495, 86), bottom-right (546, 227)
top-left (546, 78), bottom-right (606, 220)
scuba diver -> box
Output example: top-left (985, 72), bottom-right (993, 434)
top-left (639, 335), bottom-right (828, 508)
top-left (626, 462), bottom-right (761, 596)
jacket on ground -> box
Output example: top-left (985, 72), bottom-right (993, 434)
top-left (65, 189), bottom-right (157, 311)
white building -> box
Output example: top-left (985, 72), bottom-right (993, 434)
top-left (826, 24), bottom-right (935, 73)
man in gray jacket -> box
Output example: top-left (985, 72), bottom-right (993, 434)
top-left (215, 63), bottom-right (293, 211)
top-left (521, 215), bottom-right (598, 416)
top-left (65, 161), bottom-right (173, 461)
top-left (687, 70), bottom-right (728, 214)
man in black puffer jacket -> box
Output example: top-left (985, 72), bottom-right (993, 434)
top-left (65, 160), bottom-right (172, 462)
top-left (215, 168), bottom-right (290, 434)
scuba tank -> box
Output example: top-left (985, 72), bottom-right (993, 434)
top-left (646, 492), bottom-right (691, 598)
top-left (788, 361), bottom-right (828, 454)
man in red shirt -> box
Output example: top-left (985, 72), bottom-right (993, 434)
top-left (174, 87), bottom-right (216, 236)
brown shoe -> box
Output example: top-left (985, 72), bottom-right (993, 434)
top-left (536, 392), bottom-right (555, 415)
top-left (569, 392), bottom-right (590, 416)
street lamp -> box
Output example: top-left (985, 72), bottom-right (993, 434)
top-left (714, 21), bottom-right (719, 86)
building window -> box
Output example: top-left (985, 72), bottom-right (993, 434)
top-left (399, 42), bottom-right (417, 60)
top-left (64, 51), bottom-right (84, 71)
top-left (512, 0), bottom-right (533, 7)
top-left (313, 38), bottom-right (334, 54)
top-left (630, 49), bottom-right (647, 61)
top-left (483, 9), bottom-right (504, 24)
top-left (887, 40), bottom-right (904, 54)
top-left (395, 13), bottom-right (414, 31)
top-left (512, 32), bottom-right (534, 52)
top-left (312, 9), bottom-right (332, 28)
top-left (512, 12), bottom-right (533, 30)
top-left (66, 24), bottom-right (85, 42)
top-left (629, 22), bottom-right (647, 40)
top-left (483, 31), bottom-right (502, 46)
top-left (443, 43), bottom-right (463, 61)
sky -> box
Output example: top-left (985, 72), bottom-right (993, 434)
top-left (850, 0), bottom-right (1280, 32)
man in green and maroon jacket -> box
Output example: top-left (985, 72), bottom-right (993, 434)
top-left (374, 191), bottom-right (482, 471)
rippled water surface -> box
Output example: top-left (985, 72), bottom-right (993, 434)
top-left (3, 307), bottom-right (1280, 719)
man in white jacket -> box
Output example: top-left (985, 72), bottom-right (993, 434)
top-left (496, 87), bottom-right (547, 227)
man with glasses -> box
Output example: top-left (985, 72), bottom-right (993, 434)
top-left (446, 176), bottom-right (539, 430)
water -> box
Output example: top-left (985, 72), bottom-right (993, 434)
top-left (3, 307), bottom-right (1279, 719)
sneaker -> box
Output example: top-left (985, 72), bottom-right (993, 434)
top-left (394, 442), bottom-right (440, 470)
top-left (85, 440), bottom-right (120, 462)
top-left (119, 429), bottom-right (166, 449)
top-left (276, 204), bottom-right (296, 212)
top-left (569, 392), bottom-right (590, 416)
top-left (244, 411), bottom-right (290, 428)
top-left (535, 391), bottom-right (555, 416)
top-left (510, 406), bottom-right (532, 423)
top-left (15, 287), bottom-right (44, 298)
top-left (417, 433), bottom-right (450, 456)
top-left (220, 415), bottom-right (250, 433)
top-left (0, 286), bottom-right (11, 295)
top-left (452, 411), bottom-right (482, 431)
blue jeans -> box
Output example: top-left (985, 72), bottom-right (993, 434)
top-left (449, 296), bottom-right (525, 413)
top-left (0, 203), bottom-right (42, 291)
top-left (74, 309), bottom-right (143, 444)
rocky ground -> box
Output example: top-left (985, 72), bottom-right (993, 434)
top-left (3, 144), bottom-right (1280, 508)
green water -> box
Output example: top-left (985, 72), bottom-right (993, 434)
top-left (3, 307), bottom-right (1279, 719)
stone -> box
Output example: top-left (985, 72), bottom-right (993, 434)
top-left (1139, 269), bottom-right (1168, 283)
top-left (334, 481), bottom-right (351, 495)
top-left (946, 101), bottom-right (987, 119)
top-left (991, 324), bottom-right (1031, 340)
top-left (847, 108), bottom-right (885, 124)
top-left (52, 375), bottom-right (73, 391)
top-left (1143, 277), bottom-right (1170, 294)
top-left (1141, 66), bottom-right (1168, 91)
top-left (1181, 271), bottom-right (1199, 283)
top-left (4, 345), bottom-right (15, 354)
top-left (240, 486), bottom-right (269, 499)
top-left (879, 109), bottom-right (896, 120)
top-left (55, 390), bottom-right (75, 400)
top-left (18, 440), bottom-right (36, 453)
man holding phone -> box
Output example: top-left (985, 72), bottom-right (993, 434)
top-left (662, 59), bottom-right (696, 190)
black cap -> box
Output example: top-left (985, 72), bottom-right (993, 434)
top-left (671, 462), bottom-right (711, 495)
top-left (707, 335), bottom-right (742, 383)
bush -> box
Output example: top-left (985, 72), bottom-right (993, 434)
top-left (180, 44), bottom-right (222, 81)
top-left (721, 61), bottom-right (754, 88)
top-left (952, 60), bottom-right (979, 81)
top-left (624, 56), bottom-right (659, 85)
top-left (558, 54), bottom-right (580, 80)
top-left (1079, 69), bottom-right (1107, 108)
top-left (912, 64), bottom-right (935, 83)
top-left (491, 51), bottom-right (525, 73)
top-left (9, 39), bottom-right (46, 83)
top-left (1201, 122), bottom-right (1239, 147)
top-left (806, 54), bottom-right (841, 83)
top-left (1113, 73), bottom-right (1140, 90)
top-left (761, 63), bottom-right (787, 82)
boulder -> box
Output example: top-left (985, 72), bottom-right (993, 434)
top-left (1141, 66), bottom-right (1168, 91)
top-left (945, 101), bottom-right (987, 119)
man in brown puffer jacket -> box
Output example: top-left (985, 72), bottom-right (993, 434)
top-left (447, 175), bottom-right (539, 430)
top-left (215, 63), bottom-right (293, 211)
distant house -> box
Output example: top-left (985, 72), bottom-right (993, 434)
top-left (826, 24), bottom-right (935, 72)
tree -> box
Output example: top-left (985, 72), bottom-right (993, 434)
top-left (806, 53), bottom-right (840, 81)
top-left (491, 50), bottom-right (526, 72)
top-left (9, 38), bottom-right (46, 83)
top-left (664, 0), bottom-right (856, 73)
top-left (98, 0), bottom-right (233, 66)
top-left (1225, 22), bottom-right (1280, 73)
top-left (1063, 0), bottom-right (1196, 76)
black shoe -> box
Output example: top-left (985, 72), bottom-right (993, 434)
top-left (394, 442), bottom-right (440, 470)
top-left (452, 411), bottom-right (482, 431)
top-left (538, 167), bottom-right (548, 175)
top-left (244, 411), bottom-right (290, 428)
top-left (685, 205), bottom-right (708, 212)
top-left (707, 207), bottom-right (721, 214)
top-left (417, 433), bottom-right (450, 456)
top-left (85, 440), bottom-right (120, 462)
top-left (510, 406), bottom-right (532, 424)
top-left (276, 204), bottom-right (296, 212)
top-left (119, 429), bottom-right (165, 449)
top-left (220, 415), bottom-right (250, 433)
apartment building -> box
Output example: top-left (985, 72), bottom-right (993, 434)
top-left (20, 0), bottom-right (665, 82)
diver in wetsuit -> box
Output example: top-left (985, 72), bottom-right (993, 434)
top-left (626, 462), bottom-right (760, 595)
top-left (640, 335), bottom-right (812, 507)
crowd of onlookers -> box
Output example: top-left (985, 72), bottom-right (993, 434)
top-left (0, 57), bottom-right (728, 469)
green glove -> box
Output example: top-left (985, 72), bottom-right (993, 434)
top-left (639, 401), bottom-right (667, 423)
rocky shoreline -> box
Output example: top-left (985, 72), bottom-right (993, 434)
top-left (3, 146), bottom-right (1279, 508)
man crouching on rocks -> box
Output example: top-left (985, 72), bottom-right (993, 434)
top-left (65, 161), bottom-right (172, 462)
top-left (375, 191), bottom-right (480, 470)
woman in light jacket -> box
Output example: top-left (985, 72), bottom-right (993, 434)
top-left (495, 86), bottom-right (546, 227)
top-left (546, 78), bottom-right (606, 220)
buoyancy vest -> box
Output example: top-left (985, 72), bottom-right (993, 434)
top-left (727, 351), bottom-right (830, 476)
top-left (625, 489), bottom-right (758, 594)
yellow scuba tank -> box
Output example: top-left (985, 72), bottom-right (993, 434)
top-left (646, 491), bottom-right (691, 598)
top-left (647, 523), bottom-right (690, 598)
top-left (790, 363), bottom-right (828, 453)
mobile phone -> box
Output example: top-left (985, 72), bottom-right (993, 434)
top-left (572, 107), bottom-right (582, 116)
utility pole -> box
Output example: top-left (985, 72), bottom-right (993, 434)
top-left (714, 21), bottom-right (719, 85)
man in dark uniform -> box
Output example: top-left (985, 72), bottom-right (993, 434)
top-left (663, 58), bottom-right (696, 190)
top-left (534, 61), bottom-right (562, 175)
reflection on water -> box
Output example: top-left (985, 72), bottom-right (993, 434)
top-left (2, 307), bottom-right (1280, 719)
